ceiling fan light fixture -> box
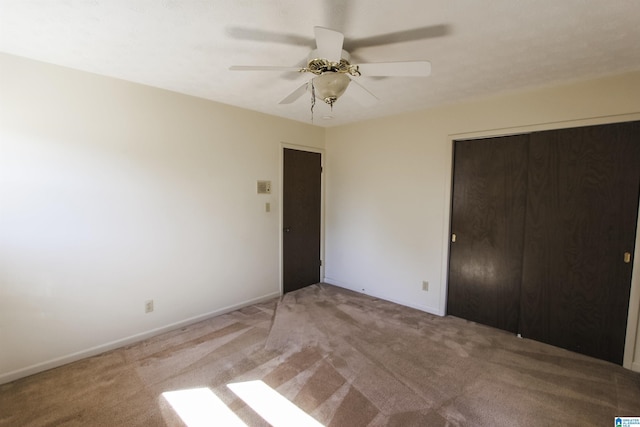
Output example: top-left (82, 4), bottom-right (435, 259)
top-left (313, 72), bottom-right (350, 106)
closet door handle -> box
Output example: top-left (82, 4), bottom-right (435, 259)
top-left (624, 252), bottom-right (631, 263)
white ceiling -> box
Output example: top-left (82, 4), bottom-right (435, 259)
top-left (2, 1), bottom-right (640, 127)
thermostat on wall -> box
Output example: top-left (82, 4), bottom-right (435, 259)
top-left (257, 180), bottom-right (271, 194)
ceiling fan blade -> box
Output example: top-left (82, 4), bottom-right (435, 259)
top-left (279, 82), bottom-right (310, 104)
top-left (346, 24), bottom-right (451, 50)
top-left (356, 61), bottom-right (431, 77)
top-left (314, 26), bottom-right (344, 62)
top-left (226, 27), bottom-right (313, 47)
top-left (230, 65), bottom-right (303, 72)
top-left (347, 78), bottom-right (378, 106)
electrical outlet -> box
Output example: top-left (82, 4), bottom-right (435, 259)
top-left (145, 300), bottom-right (154, 313)
top-left (422, 281), bottom-right (429, 291)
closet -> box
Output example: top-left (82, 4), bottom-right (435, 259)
top-left (447, 121), bottom-right (640, 365)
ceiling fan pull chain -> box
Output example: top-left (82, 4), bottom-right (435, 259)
top-left (310, 80), bottom-right (316, 122)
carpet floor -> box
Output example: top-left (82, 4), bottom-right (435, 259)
top-left (1, 283), bottom-right (639, 426)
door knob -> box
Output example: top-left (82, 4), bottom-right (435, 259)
top-left (283, 227), bottom-right (291, 233)
top-left (624, 252), bottom-right (632, 264)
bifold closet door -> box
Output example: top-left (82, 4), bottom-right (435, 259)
top-left (447, 134), bottom-right (529, 333)
top-left (520, 122), bottom-right (640, 364)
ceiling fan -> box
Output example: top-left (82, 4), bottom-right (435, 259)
top-left (229, 26), bottom-right (432, 108)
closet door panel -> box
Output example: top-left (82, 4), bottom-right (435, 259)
top-left (520, 122), bottom-right (640, 364)
top-left (447, 135), bottom-right (529, 333)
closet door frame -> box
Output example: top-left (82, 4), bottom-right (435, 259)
top-left (441, 114), bottom-right (640, 371)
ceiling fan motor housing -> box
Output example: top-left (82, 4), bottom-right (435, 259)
top-left (305, 49), bottom-right (360, 76)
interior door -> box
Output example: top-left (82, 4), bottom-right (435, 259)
top-left (447, 134), bottom-right (529, 333)
top-left (282, 148), bottom-right (322, 293)
top-left (520, 121), bottom-right (640, 364)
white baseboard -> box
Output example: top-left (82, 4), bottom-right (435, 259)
top-left (0, 291), bottom-right (281, 385)
top-left (323, 277), bottom-right (444, 316)
top-left (632, 361), bottom-right (640, 373)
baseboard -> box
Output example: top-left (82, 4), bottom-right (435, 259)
top-left (632, 361), bottom-right (640, 373)
top-left (0, 291), bottom-right (281, 385)
top-left (323, 277), bottom-right (444, 316)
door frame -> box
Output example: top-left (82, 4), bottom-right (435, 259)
top-left (441, 112), bottom-right (640, 371)
top-left (279, 142), bottom-right (325, 295)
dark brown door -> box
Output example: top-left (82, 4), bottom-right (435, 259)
top-left (283, 148), bottom-right (322, 293)
top-left (447, 134), bottom-right (529, 333)
top-left (520, 122), bottom-right (640, 364)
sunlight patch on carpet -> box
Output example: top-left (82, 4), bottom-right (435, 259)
top-left (228, 380), bottom-right (325, 427)
top-left (162, 388), bottom-right (247, 427)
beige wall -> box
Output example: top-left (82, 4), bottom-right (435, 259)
top-left (0, 53), bottom-right (324, 383)
top-left (324, 71), bottom-right (640, 371)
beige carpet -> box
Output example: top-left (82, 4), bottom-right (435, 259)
top-left (1, 283), bottom-right (639, 426)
